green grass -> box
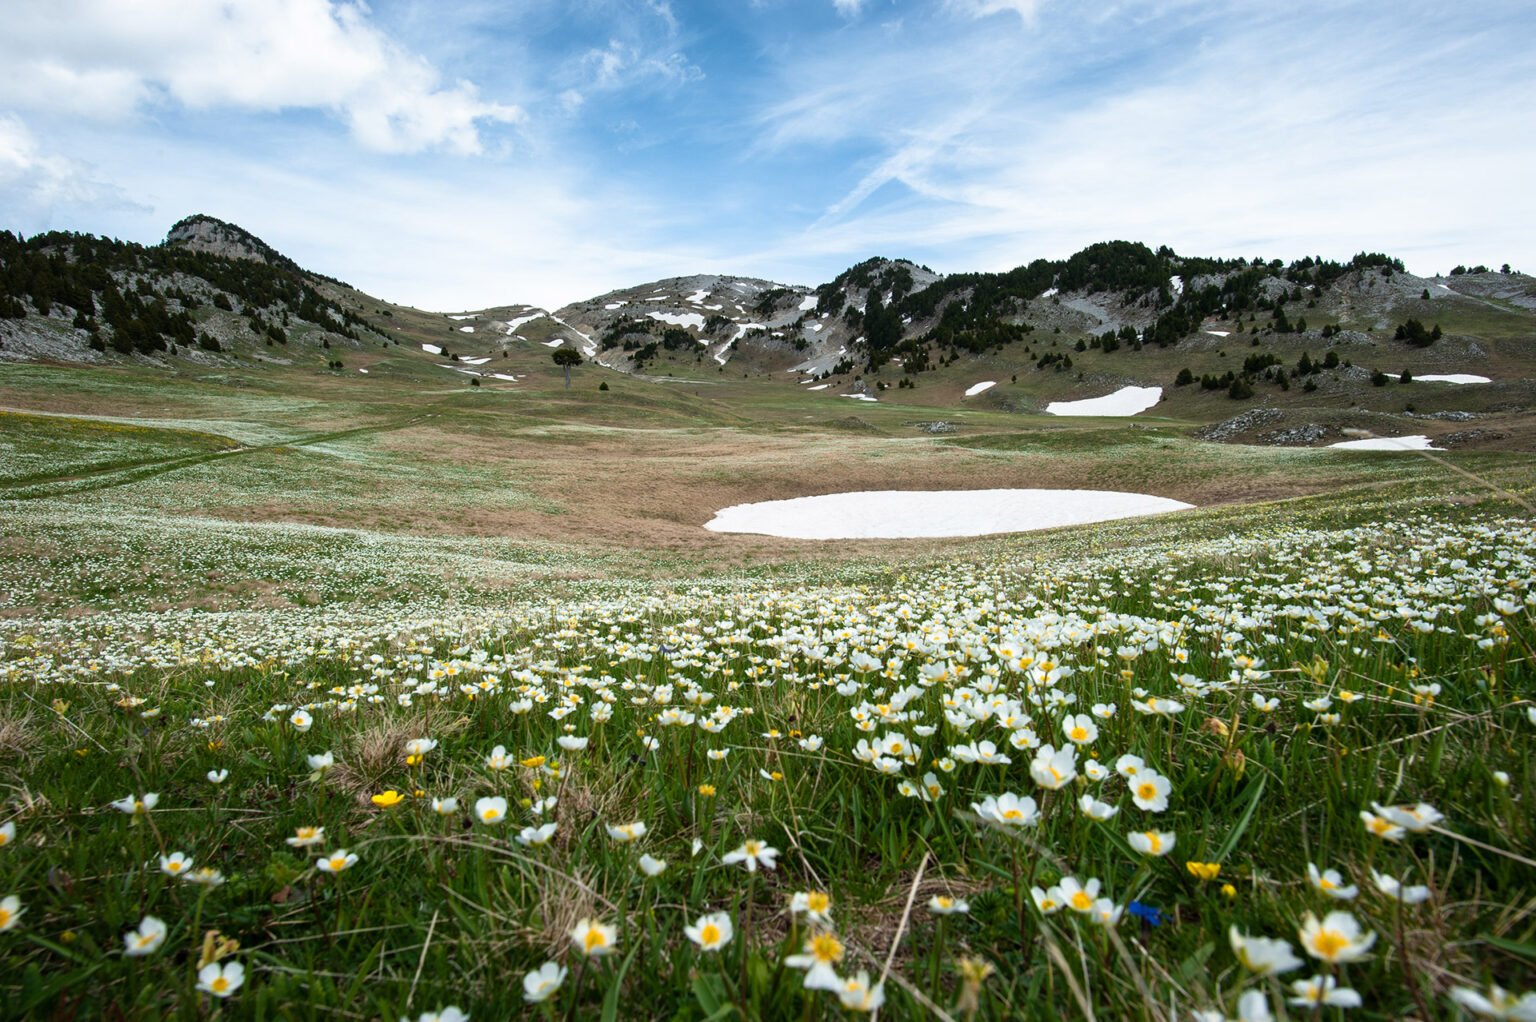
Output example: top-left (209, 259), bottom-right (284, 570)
top-left (1, 492), bottom-right (1533, 1020)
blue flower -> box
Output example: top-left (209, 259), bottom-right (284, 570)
top-left (1127, 901), bottom-right (1164, 927)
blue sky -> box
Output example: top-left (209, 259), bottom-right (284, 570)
top-left (2, 0), bottom-right (1533, 309)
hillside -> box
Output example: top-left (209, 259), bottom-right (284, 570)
top-left (2, 220), bottom-right (1532, 448)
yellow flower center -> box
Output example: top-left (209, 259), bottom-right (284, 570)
top-left (0, 908), bottom-right (11, 927)
top-left (211, 977), bottom-right (229, 993)
top-left (1144, 832), bottom-right (1162, 853)
top-left (745, 841), bottom-right (761, 855)
top-left (1312, 930), bottom-right (1348, 959)
top-left (1070, 727), bottom-right (1088, 741)
top-left (806, 892), bottom-right (829, 913)
top-left (1137, 783), bottom-right (1157, 801)
top-left (1070, 891), bottom-right (1093, 911)
top-left (809, 933), bottom-right (844, 963)
top-left (330, 857), bottom-right (347, 871)
top-left (700, 924), bottom-right (720, 945)
top-left (584, 928), bottom-right (607, 952)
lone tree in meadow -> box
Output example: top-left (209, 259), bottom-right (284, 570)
top-left (552, 347), bottom-right (583, 389)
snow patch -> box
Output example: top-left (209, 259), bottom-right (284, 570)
top-left (705, 489), bottom-right (1194, 540)
top-left (1204, 330), bottom-right (1230, 337)
top-left (604, 301), bottom-right (627, 310)
top-left (1040, 287), bottom-right (1058, 298)
top-left (420, 343), bottom-right (443, 355)
top-left (842, 393), bottom-right (877, 403)
top-left (490, 373), bottom-right (519, 382)
top-left (1416, 374), bottom-right (1490, 384)
top-left (647, 311), bottom-right (707, 330)
top-left (447, 314), bottom-right (478, 321)
top-left (358, 368), bottom-right (369, 373)
top-left (1046, 386), bottom-right (1162, 417)
top-left (458, 326), bottom-right (475, 333)
top-left (965, 381), bottom-right (996, 397)
top-left (460, 357), bottom-right (491, 365)
top-left (504, 312), bottom-right (545, 331)
top-left (807, 384), bottom-right (830, 391)
top-left (686, 290), bottom-right (709, 304)
top-left (799, 295), bottom-right (819, 311)
top-left (542, 339), bottom-right (564, 348)
top-left (810, 322), bottom-right (824, 332)
top-left (1329, 435), bottom-right (1442, 451)
top-left (1170, 275), bottom-right (1184, 296)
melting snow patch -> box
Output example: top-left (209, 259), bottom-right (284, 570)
top-left (1040, 287), bottom-right (1058, 299)
top-left (420, 343), bottom-right (443, 355)
top-left (648, 311), bottom-right (707, 330)
top-left (460, 357), bottom-right (491, 365)
top-left (965, 381), bottom-right (997, 397)
top-left (358, 368), bottom-right (368, 374)
top-left (1170, 275), bottom-right (1184, 296)
top-left (447, 314), bottom-right (477, 321)
top-left (458, 326), bottom-right (475, 333)
top-left (1205, 330), bottom-right (1230, 337)
top-left (504, 312), bottom-right (545, 331)
top-left (1329, 435), bottom-right (1442, 451)
top-left (686, 290), bottom-right (709, 304)
top-left (490, 373), bottom-right (518, 382)
top-left (704, 488), bottom-right (1194, 540)
top-left (542, 339), bottom-right (564, 348)
top-left (810, 322), bottom-right (824, 332)
top-left (799, 295), bottom-right (819, 311)
top-left (807, 384), bottom-right (830, 391)
top-left (604, 301), bottom-right (627, 310)
top-left (1416, 374), bottom-right (1490, 384)
top-left (843, 393), bottom-right (878, 403)
top-left (1046, 386), bottom-right (1162, 417)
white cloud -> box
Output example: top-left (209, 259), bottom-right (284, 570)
top-left (945, 0), bottom-right (1041, 24)
top-left (0, 0), bottom-right (521, 154)
top-left (833, 0), bottom-right (867, 17)
top-left (0, 114), bottom-right (142, 228)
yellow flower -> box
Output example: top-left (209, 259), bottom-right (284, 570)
top-left (405, 753), bottom-right (423, 766)
top-left (371, 790), bottom-right (404, 808)
top-left (697, 784), bottom-right (717, 797)
top-left (1187, 861), bottom-right (1221, 881)
top-left (521, 755), bottom-right (547, 769)
top-left (1221, 883), bottom-right (1237, 899)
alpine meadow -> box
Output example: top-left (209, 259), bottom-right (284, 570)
top-left (2, 2), bottom-right (1536, 1021)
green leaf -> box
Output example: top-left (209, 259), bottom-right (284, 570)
top-left (602, 940), bottom-right (643, 1022)
top-left (1213, 775), bottom-right (1267, 863)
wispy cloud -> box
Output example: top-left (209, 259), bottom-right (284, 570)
top-left (0, 114), bottom-right (143, 230)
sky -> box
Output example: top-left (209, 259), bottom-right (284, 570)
top-left (2, 1), bottom-right (1533, 311)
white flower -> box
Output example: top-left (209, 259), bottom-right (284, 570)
top-left (638, 854), bottom-right (668, 877)
top-left (206, 769), bottom-right (229, 784)
top-left (606, 821), bottom-right (647, 843)
top-left (197, 960), bottom-right (245, 998)
top-left (0, 821), bottom-right (13, 848)
top-left (836, 970), bottom-right (885, 1013)
top-left (1128, 830), bottom-right (1176, 857)
top-left (1130, 769), bottom-right (1172, 812)
top-left (483, 745), bottom-right (511, 770)
top-left (111, 793), bottom-right (159, 815)
top-left (972, 792), bottom-right (1039, 828)
top-left (474, 796), bottom-right (508, 825)
top-left (432, 796), bottom-right (459, 816)
top-left (517, 823), bottom-right (558, 847)
top-left (123, 915), bottom-right (168, 956)
top-left (1449, 983), bottom-right (1536, 1020)
top-left (1307, 863), bottom-right (1359, 900)
top-left (685, 911), bottom-right (734, 952)
top-left (405, 738), bottom-right (438, 757)
top-left (1370, 870), bottom-right (1431, 904)
top-left (522, 961), bottom-right (567, 1003)
top-left (306, 751), bottom-right (335, 776)
top-left (159, 851), bottom-right (193, 877)
top-left (316, 848), bottom-right (358, 873)
top-left (722, 838), bottom-right (778, 872)
top-left (557, 735), bottom-right (589, 751)
top-left (1029, 744), bottom-right (1077, 790)
top-left (408, 1008), bottom-right (468, 1022)
top-left (1078, 794), bottom-right (1118, 821)
top-left (1229, 925), bottom-right (1302, 975)
top-left (289, 709), bottom-right (313, 732)
top-left (927, 895), bottom-right (969, 915)
top-left (0, 895), bottom-right (20, 932)
top-left (1061, 713), bottom-right (1098, 745)
top-left (1371, 801), bottom-right (1444, 833)
top-left (1298, 911), bottom-right (1375, 963)
top-left (570, 918), bottom-right (618, 957)
top-left (1288, 974), bottom-right (1363, 1009)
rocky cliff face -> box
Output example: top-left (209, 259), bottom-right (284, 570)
top-left (164, 215), bottom-right (282, 265)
